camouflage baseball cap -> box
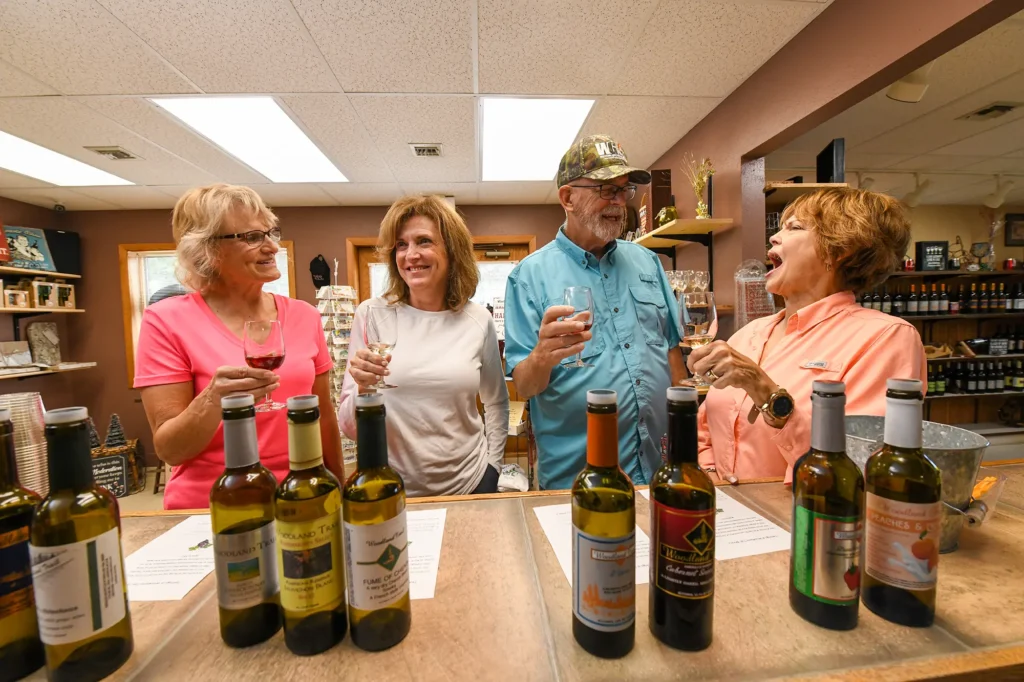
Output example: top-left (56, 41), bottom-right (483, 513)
top-left (556, 134), bottom-right (652, 188)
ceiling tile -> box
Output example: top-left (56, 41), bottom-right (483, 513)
top-left (615, 0), bottom-right (823, 97)
top-left (477, 0), bottom-right (659, 95)
top-left (0, 0), bottom-right (197, 95)
top-left (0, 187), bottom-right (120, 211)
top-left (889, 155), bottom-right (994, 171)
top-left (319, 183), bottom-right (403, 206)
top-left (477, 182), bottom-right (552, 204)
top-left (581, 96), bottom-right (721, 169)
top-left (928, 117), bottom-right (1024, 157)
top-left (73, 97), bottom-right (267, 184)
top-left (398, 182), bottom-right (479, 204)
top-left (350, 95), bottom-right (476, 183)
top-left (0, 168), bottom-right (55, 189)
top-left (962, 157), bottom-right (1024, 174)
top-left (95, 0), bottom-right (339, 93)
top-left (71, 185), bottom-right (181, 209)
top-left (0, 60), bottom-right (58, 97)
top-left (291, 0), bottom-right (473, 93)
top-left (0, 98), bottom-right (219, 186)
top-left (280, 95), bottom-right (395, 183)
top-left (245, 184), bottom-right (338, 208)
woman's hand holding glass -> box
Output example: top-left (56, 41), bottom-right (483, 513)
top-left (348, 348), bottom-right (391, 393)
top-left (687, 341), bottom-right (776, 407)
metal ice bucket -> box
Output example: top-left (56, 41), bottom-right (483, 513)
top-left (845, 416), bottom-right (989, 553)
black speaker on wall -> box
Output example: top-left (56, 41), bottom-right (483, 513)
top-left (43, 229), bottom-right (81, 275)
top-left (651, 169), bottom-right (673, 216)
top-left (816, 138), bottom-right (845, 183)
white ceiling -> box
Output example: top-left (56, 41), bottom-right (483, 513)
top-left (0, 0), bottom-right (831, 211)
top-left (767, 10), bottom-right (1024, 206)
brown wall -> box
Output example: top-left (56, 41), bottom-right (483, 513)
top-left (59, 203), bottom-right (564, 461)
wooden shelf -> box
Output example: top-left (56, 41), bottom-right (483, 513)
top-left (925, 390), bottom-right (1018, 400)
top-left (889, 270), bottom-right (1023, 278)
top-left (1, 308), bottom-right (85, 314)
top-left (0, 265), bottom-right (80, 280)
top-left (929, 354), bottom-right (1024, 363)
top-left (904, 313), bottom-right (1024, 321)
top-left (0, 363), bottom-right (96, 382)
top-left (632, 218), bottom-right (734, 250)
top-left (764, 182), bottom-right (849, 210)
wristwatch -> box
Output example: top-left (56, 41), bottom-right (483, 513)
top-left (747, 387), bottom-right (794, 428)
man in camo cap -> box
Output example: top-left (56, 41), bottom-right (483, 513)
top-left (503, 134), bottom-right (685, 490)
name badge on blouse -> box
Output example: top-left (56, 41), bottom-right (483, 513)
top-left (802, 360), bottom-right (830, 370)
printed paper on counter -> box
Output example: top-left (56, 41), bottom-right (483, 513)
top-left (407, 507), bottom-right (447, 600)
top-left (125, 514), bottom-right (215, 601)
top-left (639, 489), bottom-right (790, 560)
top-left (532, 503), bottom-right (649, 586)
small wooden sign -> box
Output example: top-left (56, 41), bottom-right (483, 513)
top-left (92, 454), bottom-right (128, 498)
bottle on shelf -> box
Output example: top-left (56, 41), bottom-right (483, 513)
top-left (926, 365), bottom-right (936, 395)
top-left (1005, 362), bottom-right (1014, 392)
top-left (980, 283), bottom-right (990, 313)
top-left (572, 389), bottom-right (635, 659)
top-left (938, 284), bottom-right (949, 315)
top-left (790, 381), bottom-right (864, 631)
top-left (949, 285), bottom-right (961, 316)
top-left (210, 394), bottom-right (282, 648)
top-left (1015, 361), bottom-right (1024, 392)
top-left (1009, 327), bottom-right (1018, 354)
top-left (871, 289), bottom-right (882, 311)
top-left (862, 379), bottom-right (941, 628)
top-left (29, 407), bottom-right (134, 682)
top-left (967, 363), bottom-right (979, 394)
top-left (934, 364), bottom-right (946, 397)
top-left (1015, 284), bottom-right (1024, 311)
top-left (968, 283), bottom-right (979, 314)
top-left (881, 286), bottom-right (892, 315)
top-left (275, 395), bottom-right (347, 656)
top-left (1001, 283), bottom-right (1011, 313)
top-left (928, 284), bottom-right (940, 315)
top-left (0, 408), bottom-right (44, 681)
top-left (949, 363), bottom-right (962, 394)
top-left (343, 393), bottom-right (412, 652)
top-left (893, 287), bottom-right (905, 317)
top-left (907, 285), bottom-right (919, 317)
top-left (989, 362), bottom-right (1000, 392)
top-left (649, 387), bottom-right (714, 651)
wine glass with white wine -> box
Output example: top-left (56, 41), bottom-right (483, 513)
top-left (563, 286), bottom-right (595, 369)
top-left (680, 291), bottom-right (719, 387)
top-left (363, 305), bottom-right (398, 390)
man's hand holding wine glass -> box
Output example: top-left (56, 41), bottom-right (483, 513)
top-left (532, 305), bottom-right (593, 370)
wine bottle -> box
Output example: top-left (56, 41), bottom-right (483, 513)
top-left (871, 289), bottom-right (882, 311)
top-left (907, 285), bottom-right (919, 316)
top-left (989, 362), bottom-right (1000, 392)
top-left (1016, 285), bottom-right (1024, 311)
top-left (1005, 361), bottom-right (1014, 391)
top-left (275, 395), bottom-right (347, 656)
top-left (343, 393), bottom-right (411, 652)
top-left (881, 286), bottom-right (892, 315)
top-left (572, 389), bottom-right (635, 658)
top-left (968, 283), bottom-right (978, 314)
top-left (967, 363), bottom-right (979, 394)
top-left (1015, 361), bottom-right (1024, 392)
top-left (210, 394), bottom-right (282, 648)
top-left (926, 365), bottom-right (935, 395)
top-left (862, 379), bottom-right (941, 628)
top-left (791, 381), bottom-right (864, 631)
top-left (935, 364), bottom-right (946, 397)
top-left (29, 407), bottom-right (133, 682)
top-left (980, 283), bottom-right (990, 313)
top-left (939, 284), bottom-right (949, 314)
top-left (928, 284), bottom-right (939, 314)
top-left (893, 288), bottom-right (905, 317)
top-left (0, 408), bottom-right (44, 682)
top-left (949, 285), bottom-right (960, 316)
top-left (649, 387), bottom-right (714, 651)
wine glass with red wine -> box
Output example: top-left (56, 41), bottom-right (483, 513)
top-left (563, 286), bottom-right (595, 369)
top-left (243, 320), bottom-right (286, 411)
top-left (363, 305), bottom-right (398, 390)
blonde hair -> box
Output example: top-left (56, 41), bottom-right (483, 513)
top-left (376, 195), bottom-right (479, 311)
top-left (781, 187), bottom-right (910, 293)
top-left (171, 183), bottom-right (278, 292)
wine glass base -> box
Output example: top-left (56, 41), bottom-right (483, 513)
top-left (375, 383), bottom-right (398, 390)
top-left (682, 376), bottom-right (711, 388)
top-left (255, 401), bottom-right (287, 412)
top-left (563, 361), bottom-right (593, 369)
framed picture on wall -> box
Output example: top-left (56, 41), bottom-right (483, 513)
top-left (1005, 214), bottom-right (1024, 247)
top-left (3, 226), bottom-right (56, 271)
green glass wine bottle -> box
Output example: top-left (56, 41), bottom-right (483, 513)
top-left (790, 381), bottom-right (864, 630)
top-left (343, 393), bottom-right (411, 651)
top-left (0, 407), bottom-right (44, 682)
top-left (572, 389), bottom-right (635, 659)
top-left (210, 394), bottom-right (281, 648)
top-left (275, 395), bottom-right (347, 655)
top-left (29, 407), bottom-right (133, 682)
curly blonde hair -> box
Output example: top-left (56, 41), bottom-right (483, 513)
top-left (171, 183), bottom-right (278, 292)
top-left (376, 195), bottom-right (479, 311)
top-left (781, 187), bottom-right (910, 293)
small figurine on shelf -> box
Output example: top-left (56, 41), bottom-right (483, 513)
top-left (655, 195), bottom-right (679, 228)
top-left (105, 413), bottom-right (128, 448)
top-left (682, 153), bottom-right (715, 219)
top-left (87, 416), bottom-right (102, 450)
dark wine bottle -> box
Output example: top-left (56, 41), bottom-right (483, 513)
top-left (881, 286), bottom-right (892, 315)
top-left (968, 283), bottom-right (978, 314)
top-left (928, 284), bottom-right (939, 314)
top-left (650, 387), bottom-right (714, 651)
top-left (1015, 361), bottom-right (1024, 392)
top-left (892, 288), bottom-right (905, 317)
top-left (980, 283), bottom-right (990, 313)
top-left (939, 284), bottom-right (949, 314)
top-left (935, 364), bottom-right (946, 396)
top-left (949, 285), bottom-right (961, 316)
top-left (572, 390), bottom-right (635, 659)
top-left (871, 289), bottom-right (882, 311)
top-left (926, 365), bottom-right (936, 395)
top-left (967, 363), bottom-right (979, 394)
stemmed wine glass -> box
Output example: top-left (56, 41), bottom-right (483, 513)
top-left (680, 292), bottom-right (719, 387)
top-left (364, 306), bottom-right (398, 389)
top-left (563, 286), bottom-right (595, 369)
top-left (243, 320), bottom-right (286, 411)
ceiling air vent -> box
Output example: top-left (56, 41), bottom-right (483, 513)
top-left (409, 143), bottom-right (443, 158)
top-left (84, 145), bottom-right (141, 161)
top-left (956, 102), bottom-right (1022, 122)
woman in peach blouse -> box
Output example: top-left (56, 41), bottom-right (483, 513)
top-left (688, 187), bottom-right (926, 484)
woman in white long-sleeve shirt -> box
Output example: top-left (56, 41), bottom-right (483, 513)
top-left (339, 195), bottom-right (509, 496)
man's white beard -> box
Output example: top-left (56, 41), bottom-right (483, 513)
top-left (583, 207), bottom-right (625, 244)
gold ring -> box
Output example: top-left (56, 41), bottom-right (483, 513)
top-left (706, 369), bottom-right (719, 382)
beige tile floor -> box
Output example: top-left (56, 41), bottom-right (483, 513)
top-left (118, 468), bottom-right (166, 513)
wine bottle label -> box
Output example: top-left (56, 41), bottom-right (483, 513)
top-left (571, 525), bottom-right (635, 632)
top-left (213, 521), bottom-right (279, 610)
top-left (791, 506), bottom-right (861, 604)
top-left (652, 502), bottom-right (714, 600)
top-left (0, 524), bottom-right (34, 621)
top-left (343, 510), bottom-right (409, 611)
top-left (277, 505), bottom-right (344, 613)
top-left (29, 527), bottom-right (126, 645)
top-left (968, 380), bottom-right (978, 391)
top-left (1015, 377), bottom-right (1024, 389)
top-left (864, 494), bottom-right (940, 591)
top-left (908, 301), bottom-right (918, 313)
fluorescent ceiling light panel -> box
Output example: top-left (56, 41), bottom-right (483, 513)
top-left (150, 96), bottom-right (347, 183)
top-left (481, 97), bottom-right (594, 181)
top-left (0, 130), bottom-right (133, 186)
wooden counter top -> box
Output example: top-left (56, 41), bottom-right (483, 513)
top-left (30, 465), bottom-right (1024, 681)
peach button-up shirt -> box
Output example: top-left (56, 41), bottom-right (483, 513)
top-left (698, 291), bottom-right (926, 484)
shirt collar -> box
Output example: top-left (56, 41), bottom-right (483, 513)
top-left (554, 224), bottom-right (618, 269)
top-left (788, 291), bottom-right (857, 333)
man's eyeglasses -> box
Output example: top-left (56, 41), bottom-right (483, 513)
top-left (568, 184), bottom-right (637, 201)
top-left (215, 227), bottom-right (282, 247)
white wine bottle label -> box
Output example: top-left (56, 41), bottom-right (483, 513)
top-left (791, 506), bottom-right (861, 604)
top-left (865, 493), bottom-right (940, 591)
top-left (277, 507), bottom-right (344, 613)
top-left (214, 521), bottom-right (279, 610)
top-left (29, 527), bottom-right (126, 645)
top-left (571, 525), bottom-right (635, 632)
top-left (652, 502), bottom-right (714, 600)
top-left (0, 524), bottom-right (34, 622)
top-left (343, 510), bottom-right (409, 611)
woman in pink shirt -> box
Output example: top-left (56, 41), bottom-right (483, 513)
top-left (134, 184), bottom-right (341, 509)
top-left (688, 188), bottom-right (925, 484)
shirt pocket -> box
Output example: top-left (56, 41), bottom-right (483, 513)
top-left (629, 284), bottom-right (668, 347)
top-left (544, 297), bottom-right (606, 365)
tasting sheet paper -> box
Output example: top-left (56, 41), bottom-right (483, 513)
top-left (639, 488), bottom-right (791, 560)
top-left (532, 503), bottom-right (650, 586)
top-left (407, 507), bottom-right (447, 600)
top-left (125, 514), bottom-right (215, 601)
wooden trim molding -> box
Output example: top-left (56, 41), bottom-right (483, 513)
top-left (118, 243), bottom-right (175, 388)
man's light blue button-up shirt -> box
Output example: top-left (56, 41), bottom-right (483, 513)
top-left (504, 227), bottom-right (682, 490)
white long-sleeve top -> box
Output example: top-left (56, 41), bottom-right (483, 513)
top-left (338, 298), bottom-right (510, 497)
